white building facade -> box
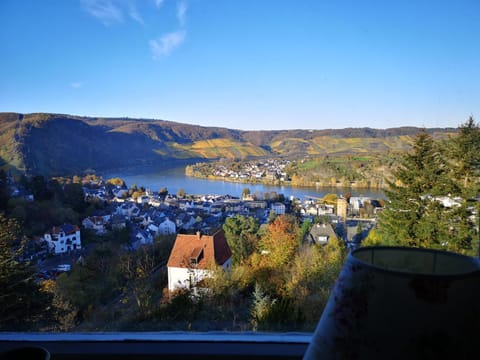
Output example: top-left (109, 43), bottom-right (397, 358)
top-left (167, 230), bottom-right (232, 292)
top-left (44, 224), bottom-right (81, 254)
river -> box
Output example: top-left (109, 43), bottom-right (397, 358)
top-left (102, 164), bottom-right (385, 200)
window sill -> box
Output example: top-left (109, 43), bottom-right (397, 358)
top-left (0, 332), bottom-right (311, 359)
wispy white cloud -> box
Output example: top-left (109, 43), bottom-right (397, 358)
top-left (149, 0), bottom-right (189, 59)
top-left (70, 81), bottom-right (84, 89)
top-left (82, 0), bottom-right (190, 59)
top-left (81, 0), bottom-right (124, 26)
top-left (177, 0), bottom-right (188, 27)
top-left (149, 30), bottom-right (186, 59)
top-left (128, 1), bottom-right (144, 24)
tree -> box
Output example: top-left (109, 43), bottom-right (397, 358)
top-left (298, 219), bottom-right (312, 246)
top-left (241, 188), bottom-right (251, 199)
top-left (63, 183), bottom-right (87, 213)
top-left (267, 210), bottom-right (277, 224)
top-left (223, 215), bottom-right (259, 265)
top-left (323, 193), bottom-right (338, 207)
top-left (283, 237), bottom-right (346, 330)
top-left (0, 213), bottom-right (50, 330)
top-left (378, 131), bottom-right (445, 247)
top-left (106, 178), bottom-right (126, 188)
top-left (177, 188), bottom-right (186, 198)
top-left (362, 228), bottom-right (383, 247)
top-left (132, 190), bottom-right (143, 199)
top-left (260, 215), bottom-right (300, 268)
top-left (377, 130), bottom-right (477, 254)
top-left (356, 222), bottom-right (363, 235)
top-left (449, 116), bottom-right (480, 197)
top-left (118, 247), bottom-right (157, 318)
top-left (29, 175), bottom-right (53, 201)
top-left (264, 192), bottom-right (271, 202)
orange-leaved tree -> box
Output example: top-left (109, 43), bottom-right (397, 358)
top-left (259, 214), bottom-right (300, 268)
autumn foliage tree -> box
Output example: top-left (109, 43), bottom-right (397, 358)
top-left (259, 214), bottom-right (300, 268)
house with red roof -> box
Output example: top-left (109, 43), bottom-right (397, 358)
top-left (167, 230), bottom-right (232, 292)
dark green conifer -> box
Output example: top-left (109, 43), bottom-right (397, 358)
top-left (377, 124), bottom-right (479, 255)
top-left (0, 213), bottom-right (50, 329)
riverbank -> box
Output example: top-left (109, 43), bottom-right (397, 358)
top-left (185, 172), bottom-right (387, 191)
top-left (102, 165), bottom-right (385, 201)
top-left (185, 158), bottom-right (389, 191)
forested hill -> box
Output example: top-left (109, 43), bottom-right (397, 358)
top-left (0, 112), bottom-right (456, 176)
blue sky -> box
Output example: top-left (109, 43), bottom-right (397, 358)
top-left (1, 0), bottom-right (479, 130)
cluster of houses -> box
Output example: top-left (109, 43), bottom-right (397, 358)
top-left (32, 184), bottom-right (293, 257)
top-left (210, 159), bottom-right (291, 182)
top-left (33, 182), bottom-right (383, 255)
top-left (24, 176), bottom-right (389, 292)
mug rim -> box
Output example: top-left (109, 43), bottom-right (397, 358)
top-left (350, 246), bottom-right (480, 278)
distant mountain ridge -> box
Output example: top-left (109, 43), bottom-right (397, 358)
top-left (0, 112), bottom-right (457, 176)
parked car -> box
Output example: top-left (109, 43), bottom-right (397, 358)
top-left (56, 264), bottom-right (71, 272)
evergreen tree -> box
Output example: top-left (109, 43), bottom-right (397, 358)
top-left (378, 131), bottom-right (449, 247)
top-left (63, 183), bottom-right (87, 213)
top-left (223, 215), bottom-right (259, 265)
top-left (0, 213), bottom-right (50, 330)
top-left (449, 116), bottom-right (480, 197)
top-left (447, 117), bottom-right (480, 254)
top-left (377, 129), bottom-right (477, 255)
top-left (29, 175), bottom-right (53, 201)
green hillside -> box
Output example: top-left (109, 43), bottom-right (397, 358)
top-left (0, 112), bottom-right (457, 176)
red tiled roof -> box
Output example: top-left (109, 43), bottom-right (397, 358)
top-left (167, 230), bottom-right (232, 269)
top-left (90, 216), bottom-right (104, 224)
top-left (51, 224), bottom-right (80, 235)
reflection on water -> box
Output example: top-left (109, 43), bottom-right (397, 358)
top-left (102, 165), bottom-right (385, 199)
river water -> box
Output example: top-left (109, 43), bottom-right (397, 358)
top-left (102, 164), bottom-right (385, 200)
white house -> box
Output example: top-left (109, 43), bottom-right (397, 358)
top-left (176, 213), bottom-right (196, 231)
top-left (158, 218), bottom-right (176, 235)
top-left (349, 197), bottom-right (371, 212)
top-left (43, 224), bottom-right (81, 254)
top-left (82, 216), bottom-right (107, 235)
top-left (113, 188), bottom-right (128, 198)
top-left (271, 202), bottom-right (286, 215)
top-left (111, 214), bottom-right (127, 230)
top-left (137, 195), bottom-right (150, 205)
top-left (117, 202), bottom-right (140, 218)
top-left (433, 196), bottom-right (462, 208)
top-left (167, 230), bottom-right (232, 292)
top-left (132, 230), bottom-right (153, 249)
top-left (147, 217), bottom-right (176, 236)
top-left (148, 197), bottom-right (162, 207)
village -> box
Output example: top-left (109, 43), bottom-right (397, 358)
top-left (186, 158), bottom-right (292, 183)
top-left (16, 174), bottom-right (385, 290)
